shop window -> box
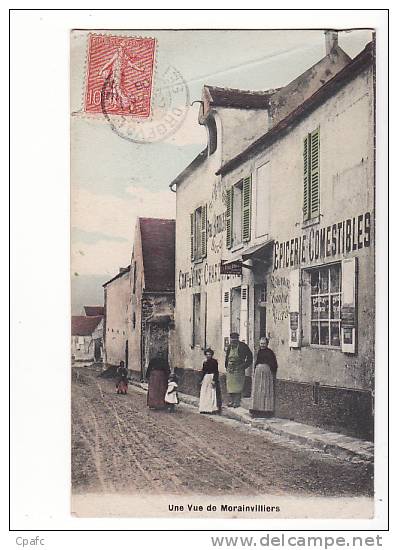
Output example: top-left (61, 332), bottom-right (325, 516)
top-left (303, 127), bottom-right (320, 222)
top-left (310, 263), bottom-right (341, 347)
top-left (226, 176), bottom-right (252, 249)
top-left (190, 205), bottom-right (207, 261)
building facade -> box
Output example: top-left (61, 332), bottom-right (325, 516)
top-left (103, 266), bottom-right (131, 367)
top-left (71, 314), bottom-right (104, 366)
top-left (103, 218), bottom-right (176, 379)
top-left (171, 37), bottom-right (375, 440)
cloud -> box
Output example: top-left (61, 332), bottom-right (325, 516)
top-left (71, 185), bottom-right (176, 275)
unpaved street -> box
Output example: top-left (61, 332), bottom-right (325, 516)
top-left (72, 368), bottom-right (373, 497)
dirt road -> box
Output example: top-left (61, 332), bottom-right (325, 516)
top-left (72, 368), bottom-right (373, 497)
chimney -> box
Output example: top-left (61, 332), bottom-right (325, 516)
top-left (324, 30), bottom-right (338, 55)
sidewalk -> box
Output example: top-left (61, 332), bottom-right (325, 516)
top-left (131, 380), bottom-right (374, 464)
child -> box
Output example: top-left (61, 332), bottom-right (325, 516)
top-left (165, 373), bottom-right (179, 412)
top-left (116, 360), bottom-right (129, 395)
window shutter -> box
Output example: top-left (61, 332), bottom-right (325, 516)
top-left (201, 204), bottom-right (207, 259)
top-left (341, 258), bottom-right (357, 354)
top-left (222, 289), bottom-right (231, 348)
top-left (242, 176), bottom-right (252, 242)
top-left (303, 135), bottom-right (310, 221)
top-left (289, 269), bottom-right (301, 348)
top-left (201, 292), bottom-right (207, 349)
top-left (226, 188), bottom-right (233, 249)
top-left (240, 284), bottom-right (249, 343)
top-left (190, 213), bottom-right (194, 261)
top-left (310, 128), bottom-right (320, 219)
top-left (191, 294), bottom-right (195, 347)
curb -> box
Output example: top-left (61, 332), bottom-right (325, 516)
top-left (129, 379), bottom-right (373, 464)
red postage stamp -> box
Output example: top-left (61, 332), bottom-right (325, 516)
top-left (84, 34), bottom-right (156, 117)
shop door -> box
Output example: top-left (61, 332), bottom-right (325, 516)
top-left (254, 284), bottom-right (267, 352)
top-left (230, 286), bottom-right (241, 335)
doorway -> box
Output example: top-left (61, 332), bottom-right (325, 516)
top-left (230, 286), bottom-right (241, 335)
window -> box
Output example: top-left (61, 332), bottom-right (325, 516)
top-left (132, 261), bottom-right (137, 293)
top-left (310, 263), bottom-right (341, 347)
top-left (133, 311), bottom-right (136, 329)
top-left (192, 293), bottom-right (201, 346)
top-left (303, 128), bottom-right (320, 221)
top-left (190, 205), bottom-right (207, 261)
top-left (226, 176), bottom-right (252, 249)
top-left (207, 116), bottom-right (217, 155)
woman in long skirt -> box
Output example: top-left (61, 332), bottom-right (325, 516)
top-left (250, 337), bottom-right (278, 418)
top-left (199, 348), bottom-right (222, 414)
top-left (146, 355), bottom-right (170, 410)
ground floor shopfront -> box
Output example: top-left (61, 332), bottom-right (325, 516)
top-left (173, 212), bottom-right (374, 441)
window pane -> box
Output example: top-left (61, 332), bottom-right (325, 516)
top-left (320, 322), bottom-right (329, 345)
top-left (330, 264), bottom-right (340, 293)
top-left (311, 322), bottom-right (319, 344)
top-left (331, 294), bottom-right (340, 319)
top-left (311, 296), bottom-right (320, 320)
top-left (320, 268), bottom-right (329, 292)
top-left (330, 322), bottom-right (341, 347)
top-left (311, 271), bottom-right (319, 294)
top-left (318, 295), bottom-right (329, 319)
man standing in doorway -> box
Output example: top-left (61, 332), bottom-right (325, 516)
top-left (225, 332), bottom-right (253, 408)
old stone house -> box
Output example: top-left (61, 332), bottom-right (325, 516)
top-left (170, 34), bottom-right (375, 440)
top-left (71, 314), bottom-right (104, 366)
top-left (128, 217), bottom-right (175, 379)
top-left (103, 218), bottom-right (176, 379)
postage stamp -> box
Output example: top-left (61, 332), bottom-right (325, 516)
top-left (84, 34), bottom-right (156, 117)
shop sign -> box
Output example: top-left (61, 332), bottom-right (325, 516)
top-left (220, 260), bottom-right (242, 276)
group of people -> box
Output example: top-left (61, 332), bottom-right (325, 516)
top-left (141, 332), bottom-right (278, 418)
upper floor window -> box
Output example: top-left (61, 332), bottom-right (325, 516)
top-left (303, 127), bottom-right (320, 222)
top-left (190, 205), bottom-right (207, 262)
top-left (207, 116), bottom-right (217, 155)
top-left (226, 175), bottom-right (252, 249)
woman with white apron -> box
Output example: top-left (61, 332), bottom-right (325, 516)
top-left (199, 348), bottom-right (222, 414)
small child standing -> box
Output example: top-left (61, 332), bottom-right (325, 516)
top-left (165, 373), bottom-right (179, 412)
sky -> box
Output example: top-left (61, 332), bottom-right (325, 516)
top-left (70, 28), bottom-right (373, 314)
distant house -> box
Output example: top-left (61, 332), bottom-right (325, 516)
top-left (103, 218), bottom-right (175, 379)
top-left (71, 315), bottom-right (104, 366)
top-left (84, 305), bottom-right (105, 317)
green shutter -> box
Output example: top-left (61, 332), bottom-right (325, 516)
top-left (190, 212), bottom-right (194, 260)
top-left (201, 205), bottom-right (207, 258)
top-left (226, 187), bottom-right (233, 249)
top-left (310, 127), bottom-right (320, 218)
top-left (303, 135), bottom-right (310, 221)
top-left (242, 176), bottom-right (252, 242)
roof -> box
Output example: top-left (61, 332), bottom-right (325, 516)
top-left (169, 147), bottom-right (208, 190)
top-left (139, 218), bottom-right (176, 292)
top-left (84, 306), bottom-right (104, 317)
top-left (71, 315), bottom-right (103, 336)
top-left (216, 41), bottom-right (374, 176)
top-left (103, 265), bottom-right (131, 288)
top-left (203, 85), bottom-right (276, 110)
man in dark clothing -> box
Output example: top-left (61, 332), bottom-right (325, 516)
top-left (224, 332), bottom-right (253, 407)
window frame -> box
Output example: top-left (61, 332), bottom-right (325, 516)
top-left (308, 262), bottom-right (342, 350)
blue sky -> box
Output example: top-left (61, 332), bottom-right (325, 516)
top-left (70, 28), bottom-right (373, 313)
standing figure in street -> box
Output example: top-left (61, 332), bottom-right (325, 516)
top-left (116, 360), bottom-right (128, 395)
top-left (249, 337), bottom-right (278, 418)
top-left (165, 373), bottom-right (179, 413)
top-left (225, 333), bottom-right (253, 408)
top-left (199, 348), bottom-right (222, 414)
top-left (146, 354), bottom-right (170, 410)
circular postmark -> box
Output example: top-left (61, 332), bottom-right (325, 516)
top-left (100, 60), bottom-right (190, 144)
